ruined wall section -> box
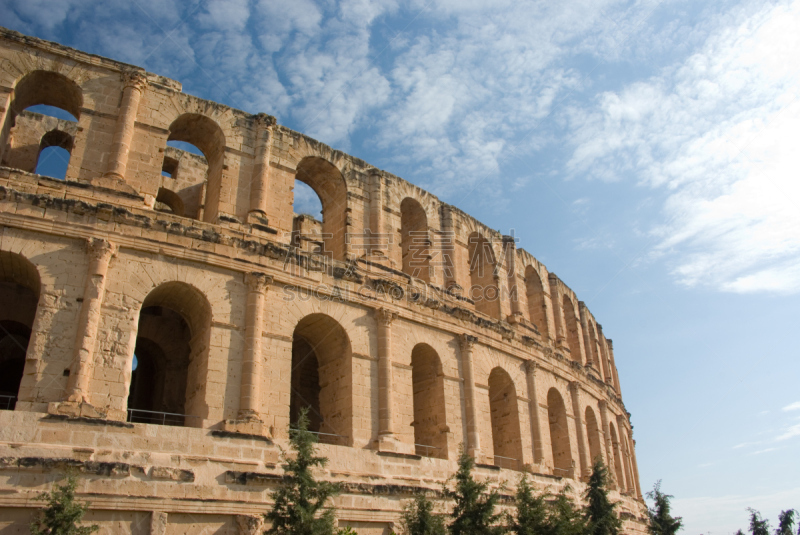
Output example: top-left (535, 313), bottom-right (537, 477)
top-left (0, 28), bottom-right (644, 534)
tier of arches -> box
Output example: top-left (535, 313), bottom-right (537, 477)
top-left (0, 246), bottom-right (638, 496)
top-left (0, 65), bottom-right (619, 392)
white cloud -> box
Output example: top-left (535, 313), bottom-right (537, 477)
top-left (782, 401), bottom-right (800, 411)
top-left (776, 423), bottom-right (800, 441)
top-left (569, 0), bottom-right (800, 293)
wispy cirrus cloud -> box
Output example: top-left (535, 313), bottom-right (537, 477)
top-left (568, 0), bottom-right (800, 294)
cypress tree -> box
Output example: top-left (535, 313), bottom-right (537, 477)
top-left (401, 494), bottom-right (446, 535)
top-left (509, 474), bottom-right (549, 535)
top-left (748, 509), bottom-right (770, 535)
top-left (777, 510), bottom-right (796, 535)
top-left (548, 486), bottom-right (587, 535)
top-left (645, 481), bottom-right (683, 535)
top-left (583, 458), bottom-right (622, 535)
top-left (446, 448), bottom-right (503, 535)
top-left (266, 408), bottom-right (340, 535)
top-left (30, 473), bottom-right (99, 535)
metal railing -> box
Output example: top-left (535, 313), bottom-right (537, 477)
top-left (415, 443), bottom-right (442, 457)
top-left (127, 408), bottom-right (199, 427)
top-left (493, 454), bottom-right (519, 469)
top-left (0, 395), bottom-right (16, 411)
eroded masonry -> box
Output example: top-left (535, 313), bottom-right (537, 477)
top-left (0, 27), bottom-right (648, 534)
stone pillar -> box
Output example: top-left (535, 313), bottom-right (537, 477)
top-left (376, 307), bottom-right (397, 450)
top-left (459, 334), bottom-right (481, 458)
top-left (524, 361), bottom-right (544, 464)
top-left (368, 169), bottom-right (386, 257)
top-left (596, 324), bottom-right (611, 384)
top-left (150, 511), bottom-right (168, 535)
top-left (440, 205), bottom-right (461, 295)
top-left (618, 415), bottom-right (635, 495)
top-left (579, 303), bottom-right (595, 368)
top-left (247, 113), bottom-right (275, 225)
top-left (62, 239), bottom-right (117, 407)
top-left (225, 273), bottom-right (271, 436)
top-left (548, 273), bottom-right (565, 346)
top-left (607, 339), bottom-right (621, 394)
top-left (627, 428), bottom-right (643, 499)
top-left (0, 88), bottom-right (13, 163)
top-left (569, 381), bottom-right (590, 479)
top-left (503, 235), bottom-right (523, 322)
top-left (104, 71), bottom-right (147, 180)
top-left (236, 515), bottom-right (264, 535)
top-left (598, 400), bottom-right (617, 490)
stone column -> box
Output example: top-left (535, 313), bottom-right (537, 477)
top-left (440, 205), bottom-right (461, 295)
top-left (150, 511), bottom-right (168, 535)
top-left (548, 273), bottom-right (565, 346)
top-left (247, 114), bottom-right (275, 225)
top-left (598, 400), bottom-right (617, 490)
top-left (0, 88), bottom-right (13, 163)
top-left (569, 381), bottom-right (590, 479)
top-left (607, 339), bottom-right (621, 394)
top-left (64, 238), bottom-right (117, 405)
top-left (596, 324), bottom-right (611, 384)
top-left (618, 415), bottom-right (635, 495)
top-left (627, 428), bottom-right (643, 499)
top-left (368, 169), bottom-right (386, 257)
top-left (239, 273), bottom-right (271, 420)
top-left (524, 361), bottom-right (544, 464)
top-left (376, 307), bottom-right (397, 449)
top-left (104, 71), bottom-right (147, 180)
top-left (503, 235), bottom-right (523, 321)
top-left (459, 334), bottom-right (481, 458)
top-left (579, 303), bottom-right (595, 368)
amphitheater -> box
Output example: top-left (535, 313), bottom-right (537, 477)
top-left (0, 27), bottom-right (646, 534)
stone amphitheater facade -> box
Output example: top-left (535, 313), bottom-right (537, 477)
top-left (0, 27), bottom-right (647, 534)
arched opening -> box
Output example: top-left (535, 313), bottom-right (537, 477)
top-left (609, 422), bottom-right (625, 488)
top-left (547, 388), bottom-right (572, 477)
top-left (127, 282), bottom-right (211, 427)
top-left (468, 232), bottom-right (500, 319)
top-left (291, 313), bottom-right (352, 446)
top-left (525, 266), bottom-right (548, 337)
top-left (291, 180), bottom-right (324, 254)
top-left (400, 198), bottom-right (431, 282)
top-left (585, 406), bottom-right (602, 465)
top-left (411, 344), bottom-right (447, 459)
top-left (34, 129), bottom-right (73, 180)
top-left (621, 433), bottom-right (635, 492)
top-left (0, 251), bottom-right (41, 410)
top-left (488, 368), bottom-right (522, 470)
top-left (599, 337), bottom-right (612, 384)
top-left (1, 70), bottom-right (82, 174)
top-left (166, 114), bottom-right (225, 223)
top-left (294, 157), bottom-right (348, 262)
top-left (155, 187), bottom-right (185, 217)
top-left (562, 295), bottom-right (582, 364)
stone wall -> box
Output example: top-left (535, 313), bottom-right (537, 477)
top-left (0, 26), bottom-right (648, 533)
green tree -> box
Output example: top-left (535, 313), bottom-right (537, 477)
top-left (645, 481), bottom-right (683, 535)
top-left (508, 474), bottom-right (549, 535)
top-left (777, 510), bottom-right (796, 535)
top-left (30, 473), bottom-right (99, 535)
top-left (748, 509), bottom-right (770, 535)
top-left (548, 486), bottom-right (587, 535)
top-left (583, 458), bottom-right (622, 535)
top-left (446, 448), bottom-right (503, 535)
top-left (401, 494), bottom-right (446, 535)
top-left (266, 408), bottom-right (341, 535)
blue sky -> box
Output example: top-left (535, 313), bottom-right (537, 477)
top-left (4, 0), bottom-right (800, 531)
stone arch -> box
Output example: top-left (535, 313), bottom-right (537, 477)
top-left (400, 197), bottom-right (431, 282)
top-left (562, 295), bottom-right (582, 364)
top-left (585, 406), bottom-right (602, 465)
top-left (295, 157), bottom-right (348, 262)
top-left (1, 70), bottom-right (82, 168)
top-left (488, 367), bottom-right (523, 470)
top-left (410, 343), bottom-right (447, 458)
top-left (291, 313), bottom-right (353, 446)
top-left (155, 187), bottom-right (185, 217)
top-left (0, 250), bottom-right (40, 410)
top-left (127, 281), bottom-right (212, 427)
top-left (166, 114), bottom-right (226, 223)
top-left (609, 421), bottom-right (625, 487)
top-left (34, 129), bottom-right (74, 180)
top-left (525, 265), bottom-right (548, 337)
top-left (468, 232), bottom-right (501, 319)
top-left (547, 387), bottom-right (573, 477)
